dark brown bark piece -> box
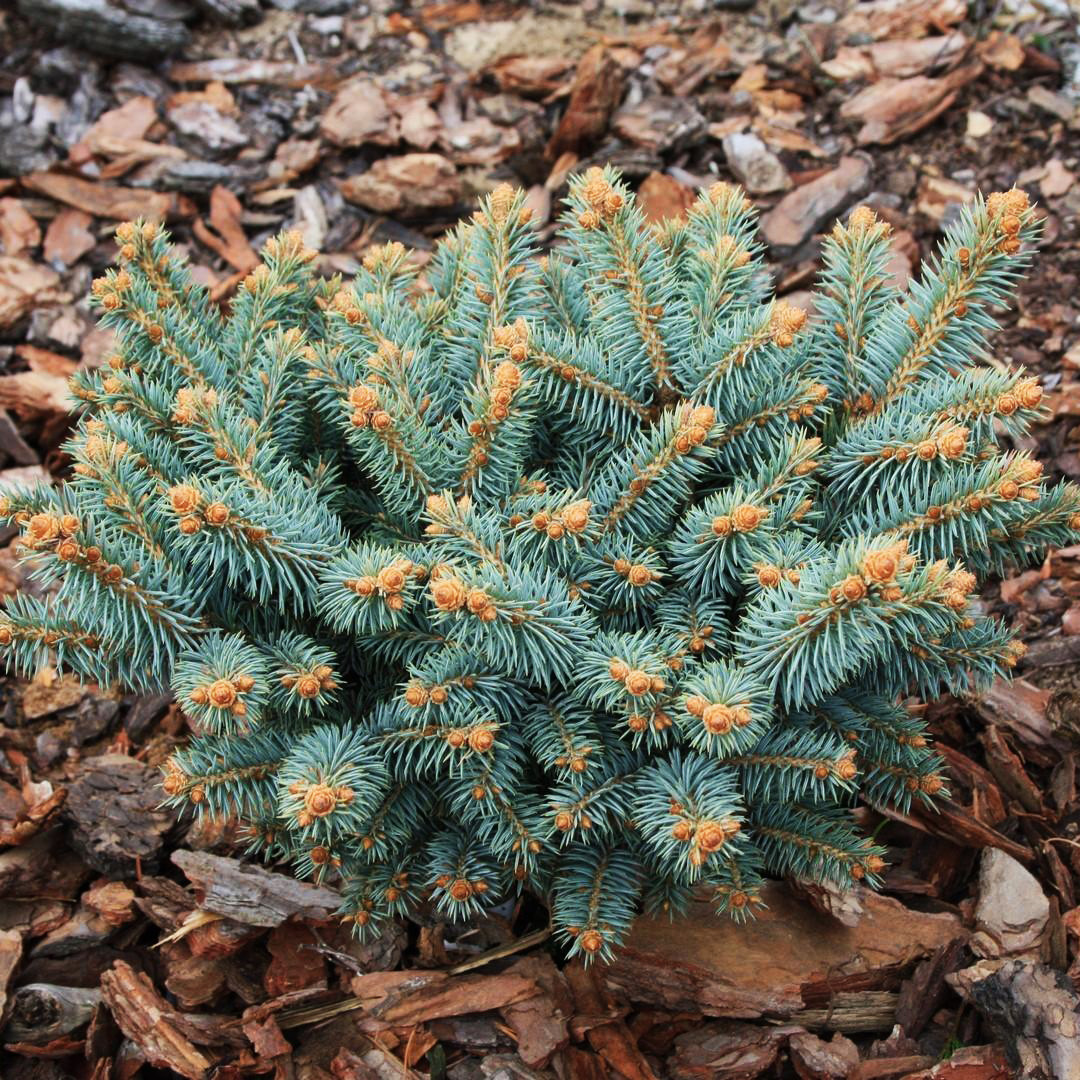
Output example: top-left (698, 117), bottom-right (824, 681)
top-left (547, 45), bottom-right (624, 159)
top-left (15, 0), bottom-right (190, 60)
top-left (162, 942), bottom-right (230, 1009)
top-left (876, 794), bottom-right (1034, 864)
top-left (894, 937), bottom-right (967, 1038)
top-left (30, 907), bottom-right (114, 959)
top-left (64, 754), bottom-right (173, 876)
top-left (499, 955), bottom-right (571, 1069)
top-left (839, 62), bottom-right (984, 146)
top-left (565, 961), bottom-right (658, 1080)
top-left (0, 829), bottom-right (90, 901)
top-left (373, 971), bottom-right (539, 1027)
top-left (330, 1048), bottom-right (385, 1079)
top-left (84, 881), bottom-right (137, 928)
top-left (16, 948), bottom-right (143, 991)
top-left (979, 726), bottom-right (1044, 814)
top-left (559, 1045), bottom-right (608, 1079)
top-left (975, 678), bottom-right (1056, 751)
top-left (0, 787), bottom-right (66, 849)
top-left (849, 1057), bottom-right (936, 1079)
top-left (667, 1020), bottom-right (791, 1080)
top-left (241, 1013), bottom-right (292, 1059)
top-left (788, 1030), bottom-right (860, 1079)
top-left (264, 920), bottom-right (328, 996)
top-left (0, 409), bottom-right (39, 466)
top-left (85, 1000), bottom-right (122, 1065)
top-left (122, 693), bottom-right (172, 741)
top-left (20, 172), bottom-right (178, 222)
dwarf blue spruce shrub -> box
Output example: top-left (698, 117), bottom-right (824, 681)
top-left (2, 171), bottom-right (1076, 961)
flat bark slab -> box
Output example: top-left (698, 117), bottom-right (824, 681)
top-left (171, 849), bottom-right (341, 927)
top-left (604, 885), bottom-right (965, 1019)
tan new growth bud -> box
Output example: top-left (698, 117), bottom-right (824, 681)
top-left (208, 679), bottom-right (237, 708)
top-left (349, 384), bottom-right (379, 412)
top-left (702, 704), bottom-right (733, 735)
top-left (204, 503), bottom-right (230, 527)
top-left (562, 500), bottom-right (591, 534)
top-left (27, 514), bottom-right (61, 543)
top-left (468, 726), bottom-right (495, 753)
top-left (987, 188), bottom-right (1030, 220)
top-left (169, 485), bottom-right (200, 514)
top-left (757, 564), bottom-right (782, 588)
top-left (431, 577), bottom-right (467, 612)
top-left (847, 205), bottom-right (878, 232)
top-left (1016, 379), bottom-right (1043, 408)
top-left (579, 929), bottom-right (604, 953)
top-left (732, 504), bottom-right (766, 532)
top-left (304, 785), bottom-right (338, 818)
top-left (938, 427), bottom-right (968, 459)
top-left (295, 674), bottom-right (321, 698)
top-left (494, 361), bottom-right (522, 389)
top-left (488, 183), bottom-right (517, 224)
top-left (862, 548), bottom-right (898, 584)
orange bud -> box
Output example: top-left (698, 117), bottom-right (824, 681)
top-left (204, 503), bottom-right (230, 527)
top-left (405, 684), bottom-right (429, 707)
top-left (732, 504), bottom-right (766, 532)
top-left (466, 588), bottom-right (491, 615)
top-left (862, 549), bottom-right (897, 584)
top-left (208, 680), bottom-right (237, 708)
top-left (579, 929), bottom-right (604, 953)
top-left (562, 500), bottom-right (590, 534)
top-left (493, 361), bottom-right (521, 388)
top-left (468, 727), bottom-right (495, 753)
top-left (296, 674), bottom-right (321, 698)
top-left (431, 577), bottom-right (467, 612)
top-left (756, 564), bottom-right (782, 588)
top-left (696, 821), bottom-right (727, 853)
top-left (938, 428), bottom-right (967, 459)
top-left (1017, 379), bottom-right (1043, 408)
top-left (702, 703), bottom-right (733, 735)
